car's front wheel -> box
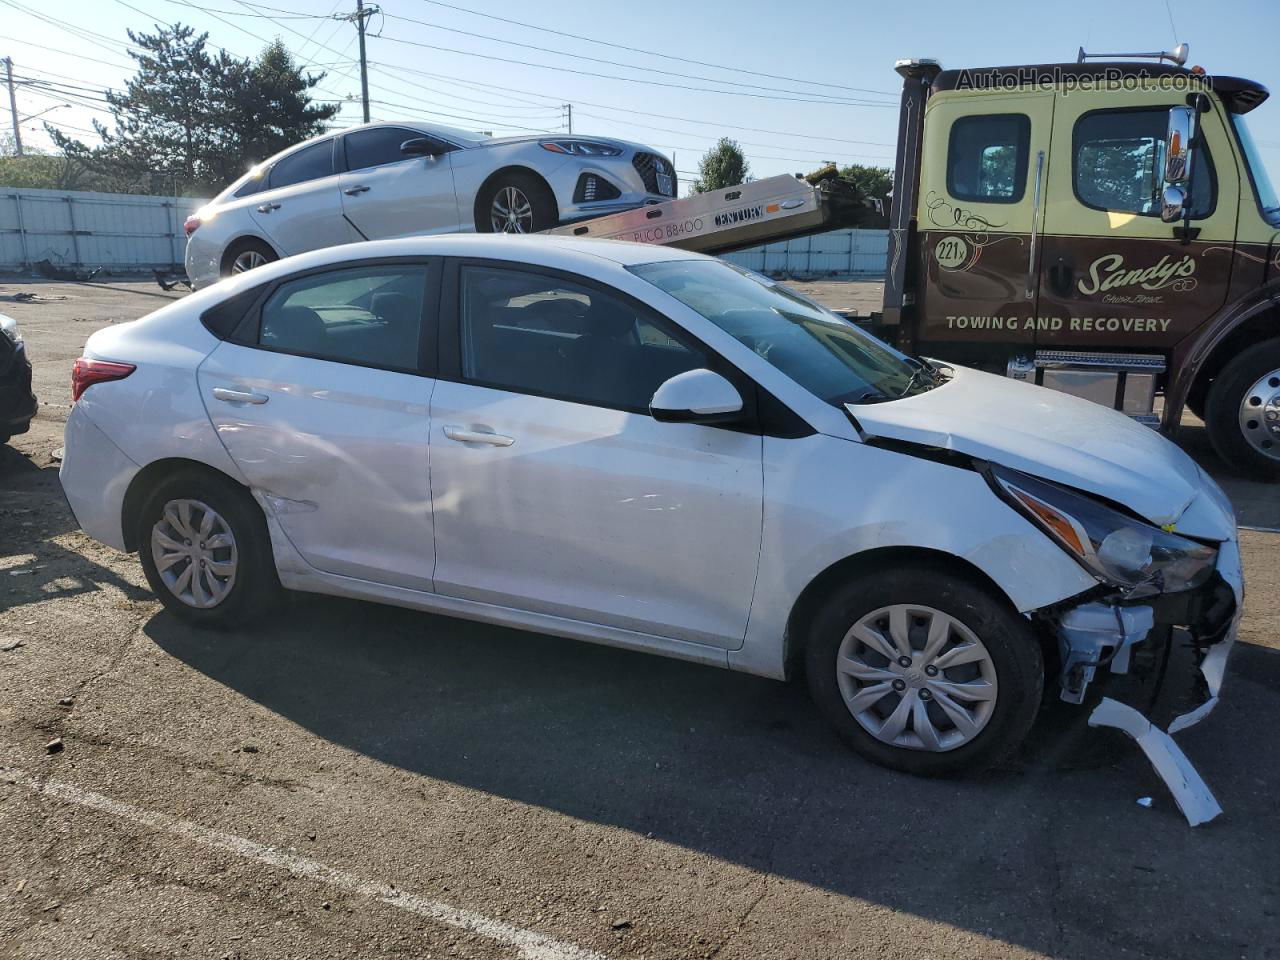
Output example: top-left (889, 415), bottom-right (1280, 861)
top-left (805, 565), bottom-right (1043, 777)
top-left (137, 469), bottom-right (281, 627)
top-left (475, 172), bottom-right (558, 234)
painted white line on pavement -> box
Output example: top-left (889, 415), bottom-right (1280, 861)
top-left (2, 765), bottom-right (605, 960)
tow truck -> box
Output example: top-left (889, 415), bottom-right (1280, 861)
top-left (551, 43), bottom-right (1280, 479)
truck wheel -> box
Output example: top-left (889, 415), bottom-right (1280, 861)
top-left (1205, 338), bottom-right (1280, 480)
top-left (221, 239), bottom-right (277, 279)
top-left (804, 565), bottom-right (1043, 778)
top-left (475, 172), bottom-right (557, 234)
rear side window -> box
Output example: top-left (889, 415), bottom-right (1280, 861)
top-left (1073, 108), bottom-right (1215, 217)
top-left (268, 140), bottom-right (334, 190)
top-left (947, 114), bottom-right (1030, 203)
top-left (344, 127), bottom-right (422, 171)
top-left (256, 265), bottom-right (429, 372)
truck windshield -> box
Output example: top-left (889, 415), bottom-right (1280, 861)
top-left (630, 259), bottom-right (933, 406)
top-left (1232, 114), bottom-right (1280, 222)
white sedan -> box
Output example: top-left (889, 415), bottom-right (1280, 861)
top-left (183, 122), bottom-right (677, 289)
top-left (63, 235), bottom-right (1240, 779)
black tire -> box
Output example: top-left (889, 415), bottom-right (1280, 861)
top-left (1205, 338), bottom-right (1280, 480)
top-left (137, 468), bottom-right (281, 627)
top-left (805, 564), bottom-right (1044, 778)
top-left (474, 172), bottom-right (558, 234)
top-left (220, 238), bottom-right (278, 279)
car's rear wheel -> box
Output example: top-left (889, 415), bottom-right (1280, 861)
top-left (805, 565), bottom-right (1043, 777)
top-left (475, 172), bottom-right (557, 234)
top-left (137, 469), bottom-right (280, 627)
top-left (1205, 338), bottom-right (1280, 480)
top-left (221, 239), bottom-right (277, 279)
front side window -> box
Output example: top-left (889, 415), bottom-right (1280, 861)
top-left (257, 264), bottom-right (428, 371)
top-left (268, 139), bottom-right (335, 190)
top-left (947, 114), bottom-right (1030, 203)
top-left (1074, 109), bottom-right (1214, 217)
top-left (631, 259), bottom-right (929, 406)
top-left (344, 127), bottom-right (423, 171)
top-left (459, 266), bottom-right (704, 411)
top-left (1231, 113), bottom-right (1280, 223)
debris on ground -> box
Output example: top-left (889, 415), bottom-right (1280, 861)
top-left (45, 738), bottom-right (63, 754)
top-left (0, 637), bottom-right (25, 651)
top-left (153, 268), bottom-right (192, 292)
top-left (1136, 796), bottom-right (1154, 808)
top-left (0, 291), bottom-right (68, 303)
top-left (611, 919), bottom-right (633, 930)
top-left (35, 259), bottom-right (101, 282)
top-left (57, 697), bottom-right (73, 707)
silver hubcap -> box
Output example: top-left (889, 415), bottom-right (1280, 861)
top-left (490, 186), bottom-right (534, 233)
top-left (836, 604), bottom-right (998, 752)
top-left (232, 250), bottom-right (268, 273)
top-left (1238, 367), bottom-right (1280, 461)
top-left (150, 499), bottom-right (238, 609)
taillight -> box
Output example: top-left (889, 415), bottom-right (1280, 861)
top-left (71, 358), bottom-right (135, 402)
top-left (183, 215), bottom-right (202, 237)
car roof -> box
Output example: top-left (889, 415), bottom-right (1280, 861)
top-left (206, 235), bottom-right (713, 299)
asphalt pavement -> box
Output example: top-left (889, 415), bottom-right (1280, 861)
top-left (1, 277), bottom-right (1277, 960)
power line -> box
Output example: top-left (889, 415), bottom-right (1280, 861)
top-left (409, 0), bottom-right (896, 97)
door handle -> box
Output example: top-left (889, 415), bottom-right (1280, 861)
top-left (1048, 259), bottom-right (1075, 298)
top-left (212, 387), bottom-right (269, 405)
top-left (256, 202), bottom-right (281, 213)
top-left (443, 425), bottom-right (514, 446)
top-left (343, 185), bottom-right (370, 196)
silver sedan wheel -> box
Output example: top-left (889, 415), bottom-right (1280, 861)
top-left (1238, 367), bottom-right (1280, 461)
top-left (836, 604), bottom-right (998, 752)
top-left (150, 499), bottom-right (238, 609)
top-left (490, 185), bottom-right (534, 233)
top-left (231, 249), bottom-right (269, 274)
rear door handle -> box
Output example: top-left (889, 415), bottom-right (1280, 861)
top-left (212, 387), bottom-right (269, 405)
top-left (256, 203), bottom-right (281, 213)
top-left (343, 185), bottom-right (370, 196)
top-left (443, 425), bottom-right (514, 446)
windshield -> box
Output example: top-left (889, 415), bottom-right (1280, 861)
top-left (1232, 113), bottom-right (1280, 222)
top-left (629, 259), bottom-right (934, 406)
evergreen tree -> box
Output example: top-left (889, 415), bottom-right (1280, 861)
top-left (49, 24), bottom-right (338, 195)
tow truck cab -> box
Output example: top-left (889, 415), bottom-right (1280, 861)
top-left (880, 50), bottom-right (1280, 478)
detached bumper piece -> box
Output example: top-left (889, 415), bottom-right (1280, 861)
top-left (1053, 575), bottom-right (1238, 826)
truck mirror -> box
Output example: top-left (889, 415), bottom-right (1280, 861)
top-left (1164, 106), bottom-right (1195, 185)
top-left (1161, 184), bottom-right (1186, 223)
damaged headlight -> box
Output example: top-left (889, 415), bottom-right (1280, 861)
top-left (989, 465), bottom-right (1218, 595)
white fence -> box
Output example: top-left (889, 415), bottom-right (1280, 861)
top-left (0, 188), bottom-right (206, 271)
top-left (0, 187), bottom-right (890, 278)
top-left (723, 228), bottom-right (888, 278)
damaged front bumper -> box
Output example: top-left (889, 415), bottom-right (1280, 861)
top-left (1043, 537), bottom-right (1243, 825)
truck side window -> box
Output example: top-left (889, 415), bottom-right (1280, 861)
top-left (946, 114), bottom-right (1030, 203)
top-left (1073, 109), bottom-right (1214, 218)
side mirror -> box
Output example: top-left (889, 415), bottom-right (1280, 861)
top-left (401, 137), bottom-right (446, 158)
top-left (650, 368), bottom-right (743, 424)
top-left (1160, 184), bottom-right (1186, 223)
top-left (1164, 106), bottom-right (1195, 185)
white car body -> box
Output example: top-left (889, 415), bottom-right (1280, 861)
top-left (184, 122), bottom-right (676, 290)
top-left (63, 236), bottom-right (1241, 785)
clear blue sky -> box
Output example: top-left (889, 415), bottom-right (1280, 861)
top-left (3, 0), bottom-right (1279, 195)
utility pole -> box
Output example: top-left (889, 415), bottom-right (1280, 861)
top-left (563, 103), bottom-right (572, 135)
top-left (355, 1), bottom-right (371, 123)
top-left (4, 57), bottom-right (21, 157)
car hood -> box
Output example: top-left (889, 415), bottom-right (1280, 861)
top-left (846, 365), bottom-right (1230, 538)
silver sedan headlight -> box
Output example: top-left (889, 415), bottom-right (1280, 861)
top-left (989, 464), bottom-right (1218, 595)
top-left (539, 139), bottom-right (624, 158)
